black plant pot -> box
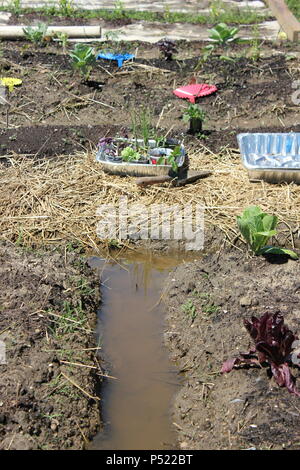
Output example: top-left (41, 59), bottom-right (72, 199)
top-left (189, 118), bottom-right (203, 135)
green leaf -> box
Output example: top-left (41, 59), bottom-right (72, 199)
top-left (258, 246), bottom-right (299, 260)
top-left (236, 215), bottom-right (252, 246)
top-left (262, 214), bottom-right (278, 232)
top-left (242, 205), bottom-right (263, 218)
top-left (255, 230), bottom-right (277, 238)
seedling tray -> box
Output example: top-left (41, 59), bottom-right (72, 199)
top-left (237, 133), bottom-right (300, 183)
top-left (96, 52), bottom-right (135, 68)
top-left (96, 138), bottom-right (186, 177)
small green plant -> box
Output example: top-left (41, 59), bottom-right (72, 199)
top-left (113, 0), bottom-right (125, 18)
top-left (208, 22), bottom-right (239, 45)
top-left (102, 30), bottom-right (127, 54)
top-left (107, 239), bottom-right (122, 249)
top-left (210, 0), bottom-right (223, 20)
top-left (121, 146), bottom-right (141, 162)
top-left (183, 104), bottom-right (206, 135)
top-left (158, 145), bottom-right (181, 172)
top-left (49, 300), bottom-right (86, 337)
top-left (237, 206), bottom-right (298, 259)
top-left (163, 5), bottom-right (171, 22)
top-left (69, 43), bottom-right (96, 81)
top-left (130, 107), bottom-right (154, 146)
top-left (55, 32), bottom-right (68, 52)
top-left (104, 29), bottom-right (122, 42)
top-left (202, 304), bottom-right (220, 315)
top-left (9, 0), bottom-right (21, 15)
top-left (203, 22), bottom-right (239, 61)
top-left (58, 0), bottom-right (76, 16)
top-left (181, 299), bottom-right (197, 322)
top-left (248, 24), bottom-right (263, 62)
top-left (23, 22), bottom-right (50, 44)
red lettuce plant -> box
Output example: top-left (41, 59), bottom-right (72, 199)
top-left (157, 38), bottom-right (177, 61)
top-left (222, 312), bottom-right (300, 396)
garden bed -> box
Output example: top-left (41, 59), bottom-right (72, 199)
top-left (0, 242), bottom-right (102, 450)
top-left (2, 32), bottom-right (300, 451)
top-left (1, 39), bottom-right (300, 158)
top-left (164, 232), bottom-right (300, 450)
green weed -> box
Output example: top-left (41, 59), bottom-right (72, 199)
top-left (181, 299), bottom-right (197, 322)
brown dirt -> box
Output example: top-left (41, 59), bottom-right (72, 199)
top-left (0, 242), bottom-right (103, 450)
top-left (164, 230), bottom-right (300, 450)
top-left (1, 40), bottom-right (300, 157)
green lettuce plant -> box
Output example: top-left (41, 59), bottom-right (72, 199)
top-left (121, 146), bottom-right (141, 162)
top-left (69, 44), bottom-right (96, 80)
top-left (237, 206), bottom-right (298, 259)
top-left (208, 22), bottom-right (239, 46)
top-left (203, 22), bottom-right (239, 61)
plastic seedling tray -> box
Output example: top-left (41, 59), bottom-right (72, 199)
top-left (96, 52), bottom-right (135, 68)
top-left (237, 133), bottom-right (300, 183)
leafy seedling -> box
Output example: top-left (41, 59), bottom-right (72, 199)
top-left (121, 146), bottom-right (141, 162)
top-left (222, 312), bottom-right (300, 396)
top-left (55, 32), bottom-right (68, 53)
top-left (183, 104), bottom-right (206, 135)
top-left (166, 145), bottom-right (182, 172)
top-left (209, 22), bottom-right (239, 46)
top-left (237, 206), bottom-right (298, 259)
top-left (69, 44), bottom-right (96, 81)
top-left (23, 22), bottom-right (50, 44)
top-left (202, 22), bottom-right (239, 61)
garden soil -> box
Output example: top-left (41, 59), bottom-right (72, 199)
top-left (0, 242), bottom-right (102, 450)
top-left (164, 231), bottom-right (300, 450)
top-left (2, 32), bottom-right (300, 451)
top-left (1, 40), bottom-right (300, 157)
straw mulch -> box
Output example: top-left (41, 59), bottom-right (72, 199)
top-left (1, 145), bottom-right (300, 252)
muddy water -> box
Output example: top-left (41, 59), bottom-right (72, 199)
top-left (89, 252), bottom-right (194, 450)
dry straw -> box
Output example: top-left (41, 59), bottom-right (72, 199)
top-left (1, 144), bottom-right (300, 251)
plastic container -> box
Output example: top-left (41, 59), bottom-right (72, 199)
top-left (96, 52), bottom-right (135, 68)
top-left (96, 138), bottom-right (185, 177)
top-left (237, 132), bottom-right (300, 183)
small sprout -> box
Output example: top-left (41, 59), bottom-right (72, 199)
top-left (181, 299), bottom-right (197, 322)
top-left (202, 22), bottom-right (239, 61)
top-left (55, 32), bottom-right (68, 52)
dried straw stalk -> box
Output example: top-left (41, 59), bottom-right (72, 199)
top-left (1, 146), bottom-right (300, 251)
